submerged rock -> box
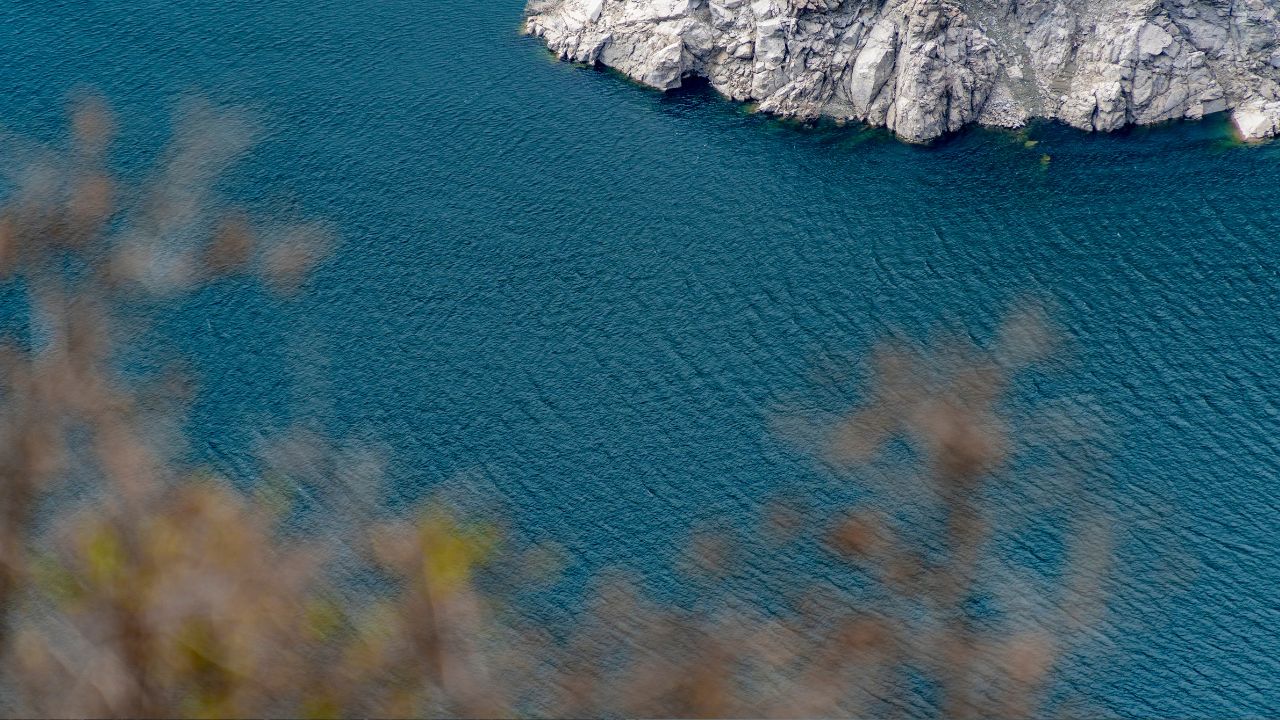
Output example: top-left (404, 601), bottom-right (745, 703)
top-left (525, 0), bottom-right (1280, 142)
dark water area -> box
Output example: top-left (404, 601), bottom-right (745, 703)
top-left (2, 0), bottom-right (1278, 715)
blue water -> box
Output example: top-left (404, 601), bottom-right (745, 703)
top-left (3, 0), bottom-right (1279, 715)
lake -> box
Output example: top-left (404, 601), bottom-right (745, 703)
top-left (1, 0), bottom-right (1277, 715)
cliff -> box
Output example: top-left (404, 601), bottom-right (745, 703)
top-left (524, 0), bottom-right (1280, 142)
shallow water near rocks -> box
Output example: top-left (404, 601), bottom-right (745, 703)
top-left (2, 0), bottom-right (1279, 715)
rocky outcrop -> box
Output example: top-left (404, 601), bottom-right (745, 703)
top-left (525, 0), bottom-right (1280, 142)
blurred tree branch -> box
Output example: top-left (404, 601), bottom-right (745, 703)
top-left (0, 99), bottom-right (1111, 718)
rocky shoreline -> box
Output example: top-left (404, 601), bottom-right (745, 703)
top-left (525, 0), bottom-right (1280, 142)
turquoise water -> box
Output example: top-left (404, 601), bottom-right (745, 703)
top-left (3, 0), bottom-right (1279, 715)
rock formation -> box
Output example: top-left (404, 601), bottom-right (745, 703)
top-left (525, 0), bottom-right (1280, 142)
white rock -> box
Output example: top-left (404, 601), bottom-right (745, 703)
top-left (526, 0), bottom-right (1280, 142)
top-left (1138, 24), bottom-right (1173, 57)
top-left (750, 0), bottom-right (775, 19)
top-left (848, 19), bottom-right (898, 114)
top-left (755, 18), bottom-right (788, 65)
top-left (641, 40), bottom-right (686, 89)
top-left (561, 0), bottom-right (603, 30)
top-left (1233, 98), bottom-right (1280, 140)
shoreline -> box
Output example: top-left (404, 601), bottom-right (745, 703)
top-left (525, 0), bottom-right (1280, 144)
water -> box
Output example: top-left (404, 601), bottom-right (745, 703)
top-left (2, 0), bottom-right (1278, 715)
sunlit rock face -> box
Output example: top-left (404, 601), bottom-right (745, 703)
top-left (525, 0), bottom-right (1280, 142)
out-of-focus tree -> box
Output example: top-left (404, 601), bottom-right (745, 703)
top-left (0, 99), bottom-right (1111, 718)
top-left (0, 98), bottom-right (507, 718)
top-left (541, 308), bottom-right (1111, 719)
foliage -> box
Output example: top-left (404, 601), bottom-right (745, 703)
top-left (0, 99), bottom-right (1109, 718)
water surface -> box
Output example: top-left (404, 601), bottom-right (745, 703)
top-left (1, 0), bottom-right (1277, 715)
